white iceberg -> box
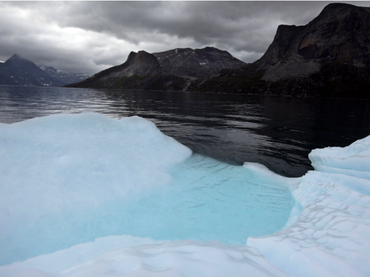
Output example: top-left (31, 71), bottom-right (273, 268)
top-left (247, 136), bottom-right (370, 276)
top-left (0, 113), bottom-right (369, 277)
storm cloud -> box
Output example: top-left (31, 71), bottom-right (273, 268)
top-left (1, 1), bottom-right (369, 74)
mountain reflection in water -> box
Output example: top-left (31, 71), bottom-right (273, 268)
top-left (0, 85), bottom-right (369, 177)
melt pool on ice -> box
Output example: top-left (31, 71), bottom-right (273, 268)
top-left (0, 113), bottom-right (369, 277)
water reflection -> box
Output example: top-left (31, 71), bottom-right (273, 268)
top-left (0, 85), bottom-right (369, 177)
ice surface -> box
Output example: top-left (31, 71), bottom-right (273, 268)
top-left (309, 136), bottom-right (370, 182)
top-left (1, 113), bottom-right (370, 277)
top-left (0, 113), bottom-right (293, 276)
top-left (0, 114), bottom-right (191, 264)
top-left (2, 239), bottom-right (288, 277)
top-left (247, 137), bottom-right (370, 277)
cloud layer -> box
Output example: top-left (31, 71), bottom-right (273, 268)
top-left (1, 1), bottom-right (368, 74)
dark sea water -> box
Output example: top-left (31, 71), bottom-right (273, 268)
top-left (1, 85), bottom-right (369, 177)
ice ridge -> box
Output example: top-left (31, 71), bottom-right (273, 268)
top-left (247, 136), bottom-right (370, 277)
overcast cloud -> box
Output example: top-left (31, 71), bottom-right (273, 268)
top-left (1, 1), bottom-right (369, 74)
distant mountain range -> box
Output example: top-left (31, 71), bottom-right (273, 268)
top-left (69, 3), bottom-right (370, 98)
top-left (0, 54), bottom-right (89, 87)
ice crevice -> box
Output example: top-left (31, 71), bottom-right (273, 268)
top-left (1, 113), bottom-right (370, 276)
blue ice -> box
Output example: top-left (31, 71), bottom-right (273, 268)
top-left (2, 113), bottom-right (370, 277)
top-left (0, 113), bottom-right (293, 266)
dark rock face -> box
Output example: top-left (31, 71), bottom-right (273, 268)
top-left (256, 25), bottom-right (305, 68)
top-left (120, 51), bottom-right (162, 77)
top-left (68, 50), bottom-right (166, 89)
top-left (69, 47), bottom-right (247, 90)
top-left (153, 47), bottom-right (246, 78)
top-left (260, 3), bottom-right (370, 81)
top-left (0, 54), bottom-right (89, 87)
top-left (194, 3), bottom-right (370, 98)
top-left (297, 3), bottom-right (370, 63)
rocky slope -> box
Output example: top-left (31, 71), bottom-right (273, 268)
top-left (0, 54), bottom-right (88, 87)
top-left (193, 3), bottom-right (370, 98)
top-left (67, 47), bottom-right (247, 90)
top-left (153, 47), bottom-right (246, 78)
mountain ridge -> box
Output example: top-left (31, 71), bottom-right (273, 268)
top-left (153, 47), bottom-right (246, 78)
top-left (67, 47), bottom-right (247, 90)
top-left (68, 3), bottom-right (370, 98)
top-left (0, 54), bottom-right (89, 87)
top-left (193, 3), bottom-right (370, 98)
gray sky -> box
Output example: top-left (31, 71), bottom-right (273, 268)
top-left (1, 1), bottom-right (369, 74)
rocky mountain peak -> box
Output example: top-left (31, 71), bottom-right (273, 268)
top-left (296, 3), bottom-right (370, 61)
top-left (5, 54), bottom-right (37, 67)
top-left (254, 2), bottom-right (370, 81)
top-left (134, 50), bottom-right (161, 75)
top-left (110, 50), bottom-right (162, 78)
top-left (6, 54), bottom-right (23, 61)
top-left (316, 2), bottom-right (370, 23)
top-left (0, 54), bottom-right (89, 86)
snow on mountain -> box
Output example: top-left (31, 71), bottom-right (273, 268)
top-left (39, 65), bottom-right (89, 85)
top-left (0, 54), bottom-right (89, 87)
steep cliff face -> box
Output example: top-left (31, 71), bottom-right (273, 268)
top-left (118, 51), bottom-right (162, 77)
top-left (68, 51), bottom-right (165, 89)
top-left (194, 3), bottom-right (370, 98)
top-left (256, 25), bottom-right (305, 68)
top-left (260, 3), bottom-right (370, 81)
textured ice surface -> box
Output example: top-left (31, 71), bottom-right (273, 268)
top-left (0, 114), bottom-right (190, 265)
top-left (248, 136), bottom-right (370, 277)
top-left (1, 113), bottom-right (370, 277)
top-left (2, 239), bottom-right (288, 277)
top-left (0, 113), bottom-right (293, 276)
top-left (309, 136), bottom-right (370, 185)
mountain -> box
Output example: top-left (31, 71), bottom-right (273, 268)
top-left (67, 47), bottom-right (247, 90)
top-left (0, 54), bottom-right (89, 87)
top-left (68, 3), bottom-right (370, 98)
top-left (251, 2), bottom-right (370, 83)
top-left (153, 47), bottom-right (246, 78)
top-left (39, 65), bottom-right (89, 85)
top-left (0, 54), bottom-right (63, 86)
top-left (193, 3), bottom-right (370, 98)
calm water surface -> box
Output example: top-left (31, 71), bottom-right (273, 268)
top-left (1, 85), bottom-right (369, 177)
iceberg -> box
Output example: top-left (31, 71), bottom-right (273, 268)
top-left (247, 136), bottom-right (370, 277)
top-left (0, 113), bottom-right (369, 277)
